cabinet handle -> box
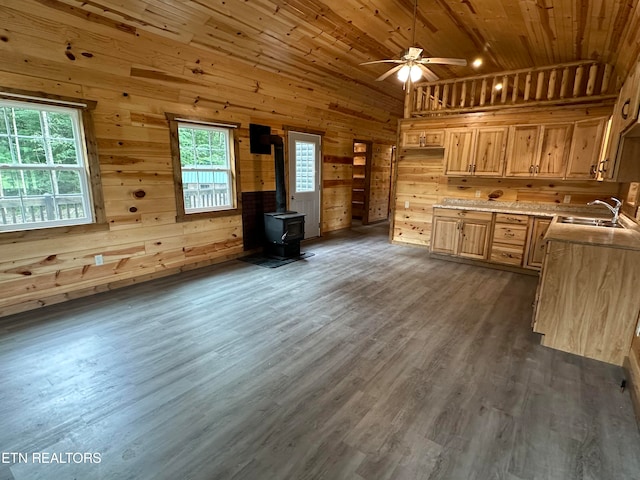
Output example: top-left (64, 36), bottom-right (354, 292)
top-left (504, 232), bottom-right (515, 238)
top-left (506, 217), bottom-right (521, 222)
top-left (535, 165), bottom-right (539, 174)
top-left (501, 253), bottom-right (514, 258)
top-left (589, 164), bottom-right (597, 177)
top-left (468, 164), bottom-right (473, 173)
top-left (472, 164), bottom-right (477, 173)
top-left (529, 165), bottom-right (534, 174)
top-left (601, 159), bottom-right (608, 173)
top-left (622, 99), bottom-right (631, 120)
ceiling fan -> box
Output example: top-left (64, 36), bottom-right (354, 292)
top-left (361, 0), bottom-right (467, 83)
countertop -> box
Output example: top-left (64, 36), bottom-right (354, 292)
top-left (544, 215), bottom-right (640, 251)
top-left (433, 198), bottom-right (640, 251)
top-left (433, 198), bottom-right (608, 217)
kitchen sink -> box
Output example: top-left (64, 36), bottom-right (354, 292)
top-left (556, 216), bottom-right (625, 228)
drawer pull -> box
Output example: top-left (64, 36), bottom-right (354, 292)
top-left (501, 253), bottom-right (515, 258)
top-left (504, 232), bottom-right (515, 238)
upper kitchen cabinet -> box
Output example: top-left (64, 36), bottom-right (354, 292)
top-left (444, 129), bottom-right (475, 175)
top-left (505, 123), bottom-right (572, 177)
top-left (505, 125), bottom-right (541, 176)
top-left (444, 127), bottom-right (507, 176)
top-left (565, 118), bottom-right (607, 179)
top-left (600, 60), bottom-right (640, 182)
top-left (537, 124), bottom-right (573, 177)
top-left (402, 129), bottom-right (445, 148)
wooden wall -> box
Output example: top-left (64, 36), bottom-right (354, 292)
top-left (0, 1), bottom-right (398, 317)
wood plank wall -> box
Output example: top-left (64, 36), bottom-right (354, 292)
top-left (0, 1), bottom-right (398, 317)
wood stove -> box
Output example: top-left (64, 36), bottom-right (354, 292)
top-left (250, 124), bottom-right (306, 258)
top-left (264, 211), bottom-right (305, 257)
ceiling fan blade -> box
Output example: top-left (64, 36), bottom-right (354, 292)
top-left (419, 57), bottom-right (468, 66)
top-left (376, 65), bottom-right (405, 81)
top-left (417, 64), bottom-right (439, 82)
top-left (360, 59), bottom-right (404, 65)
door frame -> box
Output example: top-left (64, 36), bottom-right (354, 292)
top-left (285, 128), bottom-right (323, 238)
top-left (353, 139), bottom-right (373, 224)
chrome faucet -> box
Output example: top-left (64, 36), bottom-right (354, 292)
top-left (587, 197), bottom-right (622, 224)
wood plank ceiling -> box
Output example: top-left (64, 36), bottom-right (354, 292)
top-left (41, 0), bottom-right (640, 105)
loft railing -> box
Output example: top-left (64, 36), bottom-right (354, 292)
top-left (405, 60), bottom-right (618, 117)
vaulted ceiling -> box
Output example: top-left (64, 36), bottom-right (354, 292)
top-left (46, 0), bottom-right (640, 104)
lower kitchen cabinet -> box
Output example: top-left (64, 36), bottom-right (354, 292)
top-left (489, 213), bottom-right (528, 266)
top-left (431, 208), bottom-right (492, 259)
top-left (524, 217), bottom-right (551, 269)
top-left (533, 240), bottom-right (640, 365)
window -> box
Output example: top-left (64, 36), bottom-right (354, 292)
top-left (167, 114), bottom-right (240, 220)
top-left (0, 95), bottom-right (98, 232)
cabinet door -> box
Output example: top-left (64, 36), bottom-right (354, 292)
top-left (525, 218), bottom-right (551, 269)
top-left (431, 217), bottom-right (459, 254)
top-left (458, 220), bottom-right (490, 259)
top-left (505, 125), bottom-right (540, 176)
top-left (536, 124), bottom-right (572, 177)
top-left (444, 129), bottom-right (475, 175)
top-left (402, 129), bottom-right (444, 147)
top-left (565, 118), bottom-right (606, 179)
top-left (474, 127), bottom-right (507, 176)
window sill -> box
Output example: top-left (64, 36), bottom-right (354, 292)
top-left (176, 208), bottom-right (242, 223)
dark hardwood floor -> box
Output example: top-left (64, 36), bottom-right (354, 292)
top-left (1, 222), bottom-right (639, 480)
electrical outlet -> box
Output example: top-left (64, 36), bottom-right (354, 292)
top-left (404, 200), bottom-right (410, 209)
top-left (563, 195), bottom-right (571, 203)
top-left (475, 190), bottom-right (481, 198)
top-left (94, 254), bottom-right (104, 266)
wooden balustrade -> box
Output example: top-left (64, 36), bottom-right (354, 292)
top-left (406, 61), bottom-right (617, 117)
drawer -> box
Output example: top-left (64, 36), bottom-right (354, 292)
top-left (495, 213), bottom-right (529, 225)
top-left (433, 208), bottom-right (493, 221)
top-left (490, 244), bottom-right (524, 266)
top-left (403, 130), bottom-right (445, 147)
top-left (492, 223), bottom-right (527, 245)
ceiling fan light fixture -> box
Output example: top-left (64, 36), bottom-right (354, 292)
top-left (472, 58), bottom-right (483, 68)
top-left (410, 65), bottom-right (423, 82)
top-left (397, 64), bottom-right (411, 82)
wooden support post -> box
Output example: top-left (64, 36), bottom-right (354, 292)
top-left (560, 67), bottom-right (569, 98)
top-left (414, 86), bottom-right (424, 111)
top-left (524, 72), bottom-right (532, 101)
top-left (512, 73), bottom-right (519, 103)
top-left (490, 77), bottom-right (498, 105)
top-left (535, 71), bottom-right (545, 100)
top-left (404, 80), bottom-right (414, 117)
top-left (434, 85), bottom-right (440, 110)
top-left (501, 75), bottom-right (509, 103)
top-left (425, 85), bottom-right (432, 110)
top-left (602, 64), bottom-right (612, 94)
top-left (548, 69), bottom-right (557, 99)
top-left (442, 84), bottom-right (450, 109)
top-left (470, 80), bottom-right (476, 107)
top-left (451, 82), bottom-right (457, 108)
top-left (573, 65), bottom-right (584, 97)
top-left (460, 81), bottom-right (467, 107)
top-left (480, 78), bottom-right (487, 106)
top-left (586, 63), bottom-right (598, 96)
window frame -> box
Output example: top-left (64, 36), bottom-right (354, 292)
top-left (166, 113), bottom-right (241, 222)
top-left (0, 87), bottom-right (105, 240)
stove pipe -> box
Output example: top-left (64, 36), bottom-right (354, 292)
top-left (270, 135), bottom-right (287, 213)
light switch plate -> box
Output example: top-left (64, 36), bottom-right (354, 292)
top-left (563, 195), bottom-right (571, 203)
top-left (404, 200), bottom-right (410, 209)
